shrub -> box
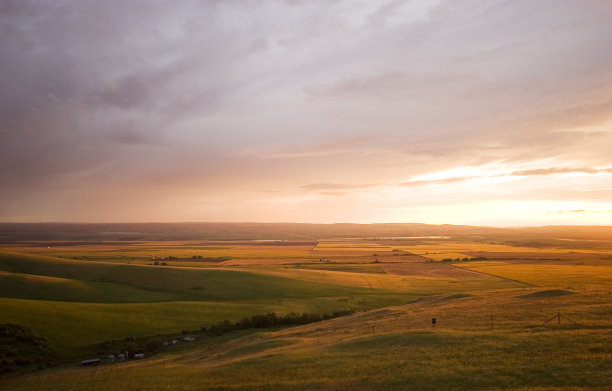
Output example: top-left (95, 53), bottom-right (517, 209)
top-left (124, 341), bottom-right (137, 357)
top-left (205, 310), bottom-right (354, 336)
top-left (146, 337), bottom-right (163, 352)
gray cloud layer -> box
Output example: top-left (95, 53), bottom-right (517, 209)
top-left (1, 0), bottom-right (612, 222)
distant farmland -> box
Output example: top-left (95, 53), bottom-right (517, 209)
top-left (0, 223), bottom-right (611, 390)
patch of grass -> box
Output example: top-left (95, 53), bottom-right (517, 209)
top-left (432, 293), bottom-right (472, 303)
top-left (245, 266), bottom-right (525, 294)
top-left (520, 290), bottom-right (575, 299)
top-left (299, 263), bottom-right (387, 274)
top-left (455, 261), bottom-right (612, 288)
top-left (0, 299), bottom-right (285, 351)
top-left (16, 244), bottom-right (315, 262)
top-left (0, 293), bottom-right (408, 354)
top-left (6, 328), bottom-right (610, 391)
top-left (219, 338), bottom-right (296, 360)
top-left (0, 251), bottom-right (401, 303)
top-left (0, 273), bottom-right (181, 302)
top-left (202, 328), bottom-right (612, 390)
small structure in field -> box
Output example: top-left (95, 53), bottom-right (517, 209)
top-left (184, 336), bottom-right (196, 342)
top-left (81, 358), bottom-right (101, 366)
top-left (134, 353), bottom-right (145, 359)
top-left (117, 353), bottom-right (126, 362)
top-left (107, 355), bottom-right (115, 363)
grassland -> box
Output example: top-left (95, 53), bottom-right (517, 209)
top-left (455, 262), bottom-right (612, 288)
top-left (3, 289), bottom-right (611, 390)
top-left (0, 250), bottom-right (410, 353)
top-left (0, 223), bottom-right (611, 390)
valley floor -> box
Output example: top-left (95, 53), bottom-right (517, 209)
top-left (1, 234), bottom-right (611, 390)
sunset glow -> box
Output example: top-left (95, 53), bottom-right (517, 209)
top-left (2, 0), bottom-right (612, 225)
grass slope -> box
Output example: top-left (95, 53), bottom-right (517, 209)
top-left (455, 261), bottom-right (612, 288)
top-left (0, 251), bottom-right (413, 352)
top-left (1, 235), bottom-right (611, 389)
top-left (2, 290), bottom-right (610, 391)
top-left (0, 251), bottom-right (397, 303)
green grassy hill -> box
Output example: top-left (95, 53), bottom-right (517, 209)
top-left (0, 251), bottom-right (410, 353)
top-left (0, 251), bottom-right (401, 303)
top-left (1, 289), bottom-right (610, 390)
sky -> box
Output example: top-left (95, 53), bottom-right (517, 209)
top-left (1, 0), bottom-right (612, 226)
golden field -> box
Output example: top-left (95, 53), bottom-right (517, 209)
top-left (0, 225), bottom-right (611, 390)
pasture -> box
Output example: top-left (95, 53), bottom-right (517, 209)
top-left (0, 225), bottom-right (611, 390)
top-left (2, 289), bottom-right (611, 390)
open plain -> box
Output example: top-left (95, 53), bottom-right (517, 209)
top-left (0, 223), bottom-right (610, 390)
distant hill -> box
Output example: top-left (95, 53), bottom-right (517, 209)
top-left (0, 222), bottom-right (610, 243)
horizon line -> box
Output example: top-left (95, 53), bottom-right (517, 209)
top-left (0, 221), bottom-right (611, 229)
